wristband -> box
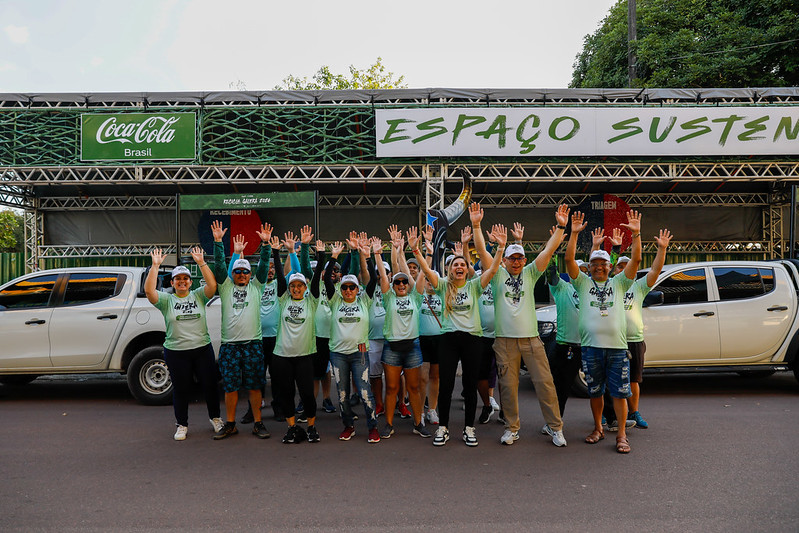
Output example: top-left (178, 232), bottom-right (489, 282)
top-left (631, 233), bottom-right (641, 238)
top-left (556, 225), bottom-right (566, 230)
top-left (197, 263), bottom-right (207, 268)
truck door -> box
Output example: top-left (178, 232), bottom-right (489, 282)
top-left (48, 272), bottom-right (129, 368)
top-left (0, 273), bottom-right (59, 369)
top-left (644, 267), bottom-right (721, 364)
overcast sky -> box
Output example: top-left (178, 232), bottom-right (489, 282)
top-left (1, 0), bottom-right (618, 93)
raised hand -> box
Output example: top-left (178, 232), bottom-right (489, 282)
top-left (469, 202), bottom-right (484, 226)
top-left (269, 236), bottom-right (281, 249)
top-left (406, 226), bottom-right (420, 251)
top-left (493, 224), bottom-right (508, 247)
top-left (620, 210), bottom-right (642, 234)
top-left (232, 234), bottom-right (247, 255)
top-left (461, 225), bottom-right (473, 245)
top-left (591, 227), bottom-right (606, 248)
top-left (571, 211), bottom-right (587, 233)
top-left (211, 220), bottom-right (227, 242)
top-left (330, 241), bottom-right (345, 258)
top-left (315, 239), bottom-right (325, 253)
top-left (283, 231), bottom-right (297, 253)
top-left (453, 241), bottom-right (464, 256)
top-left (371, 237), bottom-right (383, 255)
top-left (654, 228), bottom-right (672, 249)
top-left (554, 204), bottom-right (570, 227)
top-left (549, 226), bottom-right (567, 245)
top-left (300, 225), bottom-right (314, 244)
top-left (255, 222), bottom-right (273, 243)
top-left (388, 224), bottom-right (401, 242)
top-left (358, 236), bottom-right (372, 257)
top-left (422, 224), bottom-right (434, 243)
top-left (189, 246), bottom-right (205, 264)
top-left (609, 227), bottom-right (623, 247)
top-left (511, 222), bottom-right (525, 242)
top-left (150, 247), bottom-right (166, 266)
top-left (346, 231), bottom-right (359, 250)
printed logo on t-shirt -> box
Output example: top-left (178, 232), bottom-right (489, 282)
top-left (261, 284), bottom-right (276, 305)
top-left (286, 303), bottom-right (306, 324)
top-left (452, 290), bottom-right (471, 312)
top-left (481, 286), bottom-right (494, 307)
top-left (232, 288), bottom-right (249, 310)
top-left (337, 303), bottom-right (362, 323)
top-left (396, 297), bottom-right (414, 316)
top-left (174, 299), bottom-right (200, 320)
top-left (623, 290), bottom-right (635, 310)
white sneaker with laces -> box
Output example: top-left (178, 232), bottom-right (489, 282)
top-left (489, 396), bottom-right (500, 411)
top-left (500, 429), bottom-right (519, 445)
top-left (552, 429), bottom-right (567, 447)
top-left (174, 425), bottom-right (188, 441)
top-left (210, 417), bottom-right (225, 433)
top-left (433, 426), bottom-right (449, 446)
top-left (426, 409), bottom-right (440, 425)
top-left (462, 426), bottom-right (478, 447)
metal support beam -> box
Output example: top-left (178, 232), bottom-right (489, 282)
top-left (23, 207), bottom-right (41, 272)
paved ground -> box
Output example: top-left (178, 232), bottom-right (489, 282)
top-left (1, 371), bottom-right (797, 532)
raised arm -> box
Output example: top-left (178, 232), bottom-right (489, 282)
top-left (310, 248), bottom-right (325, 299)
top-left (620, 210), bottom-right (643, 280)
top-left (533, 204), bottom-right (569, 272)
top-left (647, 228), bottom-right (671, 287)
top-left (408, 226), bottom-right (440, 288)
top-left (591, 227), bottom-right (605, 253)
top-left (189, 246), bottom-right (216, 298)
top-left (254, 222), bottom-right (273, 284)
top-left (145, 248), bottom-right (166, 304)
top-left (299, 225), bottom-right (314, 279)
top-left (325, 241), bottom-right (345, 300)
top-left (469, 202), bottom-right (493, 269)
top-left (271, 236), bottom-right (287, 297)
top-left (373, 237), bottom-right (390, 294)
top-left (479, 224), bottom-right (507, 289)
top-left (565, 211), bottom-right (587, 280)
top-left (459, 226), bottom-right (476, 278)
top-left (211, 220), bottom-right (228, 284)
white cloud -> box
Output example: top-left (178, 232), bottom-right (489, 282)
top-left (90, 56), bottom-right (104, 67)
top-left (4, 25), bottom-right (29, 44)
top-left (0, 61), bottom-right (18, 72)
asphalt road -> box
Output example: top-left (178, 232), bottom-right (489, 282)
top-left (1, 372), bottom-right (797, 532)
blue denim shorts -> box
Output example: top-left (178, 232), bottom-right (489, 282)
top-left (381, 338), bottom-right (423, 369)
top-left (580, 346), bottom-right (631, 399)
top-left (218, 340), bottom-right (265, 393)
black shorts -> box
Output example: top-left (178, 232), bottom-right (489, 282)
top-left (628, 341), bottom-right (646, 383)
top-left (312, 336), bottom-right (331, 379)
top-left (477, 336), bottom-right (496, 383)
top-left (419, 335), bottom-right (441, 365)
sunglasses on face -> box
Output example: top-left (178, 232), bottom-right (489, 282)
top-left (233, 269), bottom-right (250, 275)
top-left (393, 279), bottom-right (409, 286)
top-left (341, 284), bottom-right (358, 291)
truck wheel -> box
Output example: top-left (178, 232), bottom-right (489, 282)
top-left (127, 346), bottom-right (172, 406)
top-left (0, 375), bottom-right (38, 386)
top-left (571, 371), bottom-right (589, 398)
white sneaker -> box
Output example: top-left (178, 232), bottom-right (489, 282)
top-left (489, 396), bottom-right (500, 411)
top-left (541, 424), bottom-right (552, 435)
top-left (551, 429), bottom-right (567, 447)
top-left (500, 429), bottom-right (519, 445)
top-left (173, 425), bottom-right (188, 441)
top-left (462, 426), bottom-right (478, 447)
top-left (426, 409), bottom-right (440, 425)
top-left (433, 426), bottom-right (449, 446)
top-left (210, 417), bottom-right (225, 433)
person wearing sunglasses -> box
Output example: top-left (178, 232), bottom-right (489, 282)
top-left (210, 221), bottom-right (274, 441)
top-left (145, 246), bottom-right (221, 441)
top-left (372, 237), bottom-right (431, 439)
top-left (324, 239), bottom-right (381, 443)
top-left (408, 223), bottom-right (507, 448)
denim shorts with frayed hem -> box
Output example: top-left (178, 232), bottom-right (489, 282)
top-left (580, 346), bottom-right (631, 399)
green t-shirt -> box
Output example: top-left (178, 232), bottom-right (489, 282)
top-left (274, 292), bottom-right (318, 357)
top-left (154, 287), bottom-right (211, 351)
top-left (478, 284), bottom-right (495, 339)
top-left (382, 290), bottom-right (420, 341)
top-left (435, 277), bottom-right (483, 336)
top-left (572, 271), bottom-right (635, 350)
top-left (329, 293), bottom-right (371, 354)
top-left (417, 292), bottom-right (444, 337)
top-left (491, 263), bottom-right (543, 338)
top-left (260, 279), bottom-right (279, 338)
top-left (219, 277), bottom-right (264, 343)
top-left (368, 289), bottom-right (386, 340)
top-left (624, 276), bottom-right (652, 343)
top-left (549, 277), bottom-right (580, 345)
top-left (314, 283), bottom-right (333, 339)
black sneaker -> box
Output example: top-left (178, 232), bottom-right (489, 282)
top-left (413, 423), bottom-right (432, 438)
top-left (240, 408), bottom-right (254, 424)
top-left (381, 424), bottom-right (394, 439)
top-left (307, 425), bottom-right (321, 443)
top-left (479, 405), bottom-right (494, 424)
top-left (213, 422), bottom-right (238, 440)
top-left (282, 425), bottom-right (298, 444)
top-left (322, 398), bottom-right (336, 413)
top-left (252, 421), bottom-right (270, 439)
top-left (293, 425), bottom-right (307, 443)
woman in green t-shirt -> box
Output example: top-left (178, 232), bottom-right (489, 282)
top-left (145, 246), bottom-right (220, 441)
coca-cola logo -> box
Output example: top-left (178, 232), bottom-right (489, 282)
top-left (95, 116), bottom-right (180, 145)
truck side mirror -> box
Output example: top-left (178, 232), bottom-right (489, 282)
top-left (643, 290), bottom-right (664, 307)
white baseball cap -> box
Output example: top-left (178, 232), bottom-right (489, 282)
top-left (504, 244), bottom-right (526, 258)
top-left (171, 266), bottom-right (191, 278)
top-left (288, 272), bottom-right (307, 285)
top-left (382, 261), bottom-right (391, 271)
top-left (616, 255), bottom-right (631, 265)
top-left (232, 258), bottom-right (251, 272)
top-left (576, 260), bottom-right (587, 269)
top-left (589, 250), bottom-right (611, 263)
top-left (340, 274), bottom-right (359, 286)
top-left (392, 272), bottom-right (409, 283)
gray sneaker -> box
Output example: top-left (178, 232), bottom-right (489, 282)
top-left (413, 423), bottom-right (431, 438)
top-left (381, 424), bottom-right (395, 439)
top-left (608, 419), bottom-right (636, 432)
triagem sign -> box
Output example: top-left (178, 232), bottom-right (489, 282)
top-left (376, 107), bottom-right (799, 157)
top-left (81, 112), bottom-right (196, 161)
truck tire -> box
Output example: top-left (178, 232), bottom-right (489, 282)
top-left (127, 346), bottom-right (172, 406)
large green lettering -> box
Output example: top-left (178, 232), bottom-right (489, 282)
top-left (412, 117), bottom-right (448, 144)
top-left (648, 116), bottom-right (677, 143)
top-left (548, 116), bottom-right (580, 141)
top-left (676, 117), bottom-right (711, 143)
top-left (451, 115), bottom-right (486, 146)
top-left (379, 119), bottom-right (414, 144)
top-left (711, 115), bottom-right (745, 146)
top-left (516, 114), bottom-right (540, 154)
top-left (738, 116), bottom-right (769, 142)
top-left (773, 116), bottom-right (799, 141)
top-left (608, 117), bottom-right (642, 144)
top-left (475, 115), bottom-right (510, 148)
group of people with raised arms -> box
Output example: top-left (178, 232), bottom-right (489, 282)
top-left (147, 202), bottom-right (669, 453)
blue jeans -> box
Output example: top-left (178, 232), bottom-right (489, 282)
top-left (330, 350), bottom-right (378, 429)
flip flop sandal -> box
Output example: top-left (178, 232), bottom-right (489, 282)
top-left (585, 429), bottom-right (605, 444)
top-left (616, 435), bottom-right (631, 454)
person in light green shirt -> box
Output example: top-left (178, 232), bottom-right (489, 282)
top-left (145, 245), bottom-right (221, 441)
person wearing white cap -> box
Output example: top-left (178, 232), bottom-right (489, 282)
top-left (210, 220), bottom-right (274, 440)
top-left (565, 210), bottom-right (642, 454)
top-left (408, 223), bottom-right (507, 448)
top-left (614, 256), bottom-right (631, 276)
top-left (145, 246), bottom-right (221, 441)
top-left (470, 203), bottom-right (570, 447)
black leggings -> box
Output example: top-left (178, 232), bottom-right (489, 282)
top-left (549, 342), bottom-right (582, 416)
top-left (270, 354), bottom-right (316, 420)
top-left (438, 331), bottom-right (481, 428)
top-left (163, 343), bottom-right (220, 427)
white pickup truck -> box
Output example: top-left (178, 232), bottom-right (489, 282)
top-left (536, 259), bottom-right (799, 385)
top-left (0, 266), bottom-right (222, 405)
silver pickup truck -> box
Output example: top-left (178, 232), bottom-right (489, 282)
top-left (536, 259), bottom-right (799, 386)
top-left (0, 266), bottom-right (222, 405)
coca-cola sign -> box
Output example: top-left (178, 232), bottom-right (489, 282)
top-left (81, 112), bottom-right (196, 161)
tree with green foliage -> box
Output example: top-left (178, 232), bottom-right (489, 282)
top-left (275, 57), bottom-right (407, 90)
top-left (571, 0), bottom-right (799, 88)
top-left (0, 210), bottom-right (23, 252)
